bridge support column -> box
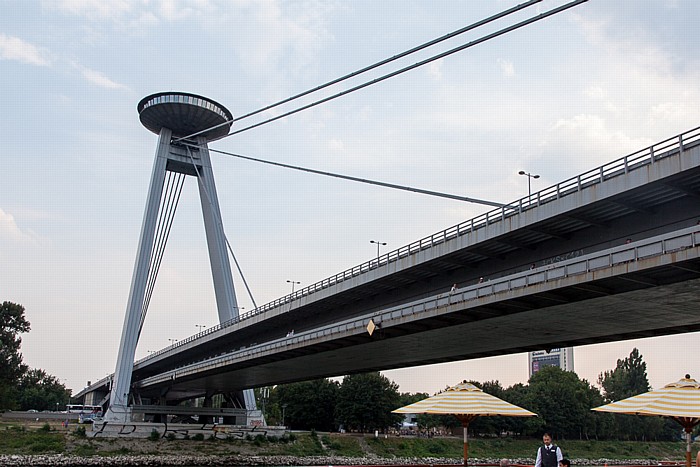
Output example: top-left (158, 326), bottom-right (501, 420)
top-left (106, 128), bottom-right (171, 422)
top-left (106, 93), bottom-right (260, 422)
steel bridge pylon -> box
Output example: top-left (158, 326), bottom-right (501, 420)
top-left (105, 92), bottom-right (258, 422)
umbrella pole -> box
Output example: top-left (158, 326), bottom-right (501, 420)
top-left (684, 428), bottom-right (691, 467)
top-left (463, 421), bottom-right (469, 466)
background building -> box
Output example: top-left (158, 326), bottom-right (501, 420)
top-left (528, 348), bottom-right (574, 377)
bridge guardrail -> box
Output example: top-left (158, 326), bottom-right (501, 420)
top-left (134, 126), bottom-right (700, 367)
top-left (138, 225), bottom-right (699, 387)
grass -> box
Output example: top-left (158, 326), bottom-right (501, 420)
top-left (0, 421), bottom-right (694, 462)
top-left (322, 434), bottom-right (365, 457)
top-left (0, 425), bottom-right (66, 454)
top-left (367, 437), bottom-right (693, 461)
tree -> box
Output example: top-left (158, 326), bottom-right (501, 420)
top-left (598, 348), bottom-right (650, 402)
top-left (335, 372), bottom-right (402, 432)
top-left (17, 369), bottom-right (71, 411)
top-left (275, 378), bottom-right (339, 431)
top-left (526, 366), bottom-right (603, 440)
top-left (0, 301), bottom-right (30, 409)
top-left (503, 382), bottom-right (543, 436)
top-left (597, 348), bottom-right (668, 440)
top-left (471, 380), bottom-right (507, 436)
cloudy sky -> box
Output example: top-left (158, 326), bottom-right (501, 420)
top-left (2, 0), bottom-right (699, 396)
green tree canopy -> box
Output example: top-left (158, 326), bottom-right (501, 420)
top-left (275, 378), bottom-right (339, 431)
top-left (17, 368), bottom-right (72, 411)
top-left (335, 372), bottom-right (402, 432)
top-left (596, 348), bottom-right (671, 441)
top-left (598, 348), bottom-right (650, 402)
top-left (526, 366), bottom-right (603, 440)
top-left (0, 301), bottom-right (31, 409)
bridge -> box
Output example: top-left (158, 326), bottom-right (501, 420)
top-left (78, 126), bottom-right (700, 407)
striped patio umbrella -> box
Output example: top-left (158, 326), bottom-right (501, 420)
top-left (592, 374), bottom-right (700, 467)
top-left (393, 381), bottom-right (537, 465)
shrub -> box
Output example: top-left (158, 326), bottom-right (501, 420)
top-left (39, 423), bottom-right (52, 432)
top-left (192, 433), bottom-right (205, 441)
top-left (148, 429), bottom-right (160, 441)
top-left (74, 426), bottom-right (86, 438)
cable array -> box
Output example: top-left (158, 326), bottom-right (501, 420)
top-left (224, 0), bottom-right (587, 139)
top-left (173, 0), bottom-right (544, 143)
top-left (139, 171), bottom-right (186, 336)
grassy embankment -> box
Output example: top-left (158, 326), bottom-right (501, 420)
top-left (0, 420), bottom-right (694, 461)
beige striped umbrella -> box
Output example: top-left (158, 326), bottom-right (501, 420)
top-left (393, 381), bottom-right (537, 465)
top-left (592, 374), bottom-right (700, 467)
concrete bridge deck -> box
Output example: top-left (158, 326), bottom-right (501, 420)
top-left (77, 127), bottom-right (700, 402)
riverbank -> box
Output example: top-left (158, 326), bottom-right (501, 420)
top-left (0, 454), bottom-right (689, 467)
top-left (0, 420), bottom-right (694, 466)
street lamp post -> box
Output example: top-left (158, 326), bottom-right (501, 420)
top-left (518, 170), bottom-right (540, 198)
top-left (286, 280), bottom-right (300, 294)
top-left (370, 240), bottom-right (387, 262)
top-left (195, 324), bottom-right (206, 333)
top-left (282, 403), bottom-right (288, 427)
top-left (168, 338), bottom-right (178, 346)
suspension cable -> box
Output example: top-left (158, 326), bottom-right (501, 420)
top-left (172, 0), bottom-right (543, 143)
top-left (208, 0), bottom-right (588, 140)
top-left (140, 171), bottom-right (176, 332)
top-left (197, 145), bottom-right (513, 209)
top-left (138, 171), bottom-right (186, 335)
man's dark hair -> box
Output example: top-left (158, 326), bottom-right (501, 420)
top-left (560, 459), bottom-right (571, 467)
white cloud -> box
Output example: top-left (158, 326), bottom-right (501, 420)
top-left (48, 0), bottom-right (133, 20)
top-left (0, 208), bottom-right (35, 243)
top-left (328, 138), bottom-right (344, 151)
top-left (542, 114), bottom-right (653, 172)
top-left (428, 58), bottom-right (443, 80)
top-left (497, 58), bottom-right (514, 77)
top-left (0, 34), bottom-right (52, 66)
top-left (72, 62), bottom-right (129, 90)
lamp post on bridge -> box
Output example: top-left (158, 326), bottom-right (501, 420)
top-left (518, 170), bottom-right (540, 198)
top-left (370, 240), bottom-right (387, 262)
top-left (195, 324), bottom-right (206, 333)
top-left (286, 280), bottom-right (300, 294)
top-left (168, 338), bottom-right (178, 346)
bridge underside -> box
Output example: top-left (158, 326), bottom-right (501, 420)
top-left (135, 250), bottom-right (700, 400)
top-left (76, 131), bottom-right (700, 405)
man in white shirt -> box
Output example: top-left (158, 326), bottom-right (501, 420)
top-left (534, 433), bottom-right (563, 467)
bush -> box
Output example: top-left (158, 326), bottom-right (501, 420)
top-left (166, 432), bottom-right (176, 441)
top-left (39, 423), bottom-right (52, 432)
top-left (73, 426), bottom-right (86, 438)
top-left (148, 429), bottom-right (160, 441)
top-left (192, 433), bottom-right (204, 441)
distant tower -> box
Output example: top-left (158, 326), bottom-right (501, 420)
top-left (106, 92), bottom-right (256, 421)
top-left (528, 347), bottom-right (574, 378)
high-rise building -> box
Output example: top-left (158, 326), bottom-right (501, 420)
top-left (528, 347), bottom-right (574, 377)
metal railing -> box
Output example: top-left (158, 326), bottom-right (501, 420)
top-left (137, 224), bottom-right (700, 388)
top-left (134, 126), bottom-right (700, 366)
